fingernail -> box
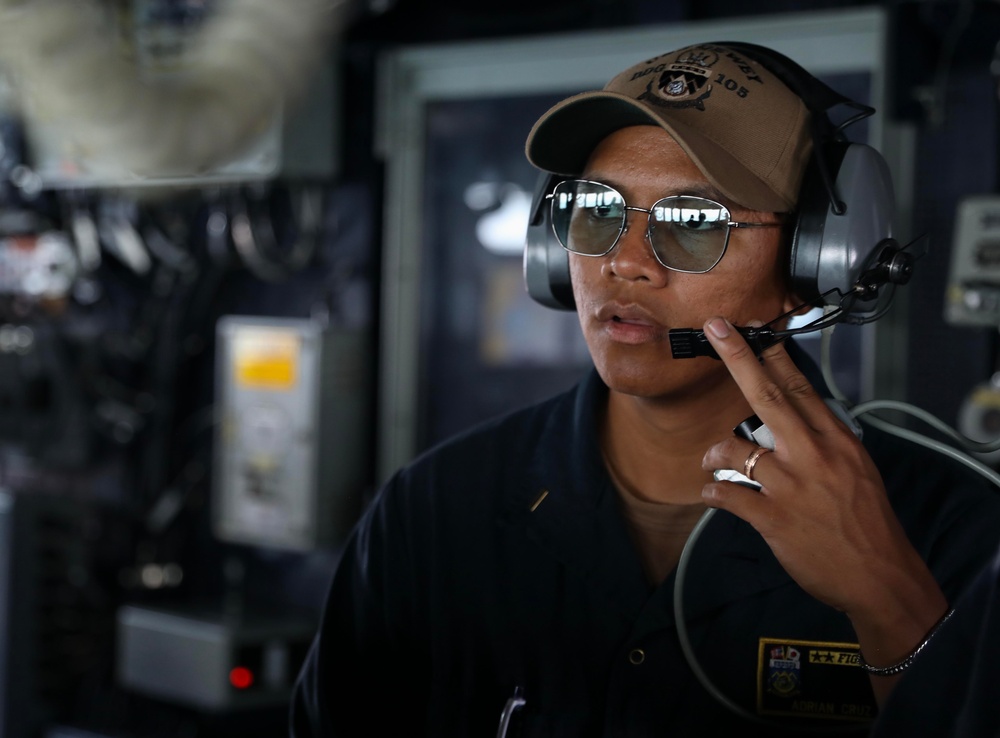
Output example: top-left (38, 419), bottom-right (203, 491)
top-left (706, 317), bottom-right (730, 338)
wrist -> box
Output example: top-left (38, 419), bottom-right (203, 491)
top-left (858, 605), bottom-right (954, 676)
top-left (843, 554), bottom-right (949, 672)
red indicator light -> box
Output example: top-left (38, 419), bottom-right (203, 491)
top-left (229, 666), bottom-right (254, 689)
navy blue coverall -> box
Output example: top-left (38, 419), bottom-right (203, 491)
top-left (291, 344), bottom-right (1000, 737)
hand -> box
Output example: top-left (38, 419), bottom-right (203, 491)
top-left (699, 317), bottom-right (947, 685)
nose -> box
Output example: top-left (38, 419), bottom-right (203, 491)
top-left (604, 208), bottom-right (669, 285)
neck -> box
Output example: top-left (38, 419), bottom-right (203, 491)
top-left (601, 378), bottom-right (753, 505)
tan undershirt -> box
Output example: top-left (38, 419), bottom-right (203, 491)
top-left (615, 481), bottom-right (708, 586)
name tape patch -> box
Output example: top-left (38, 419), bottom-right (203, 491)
top-left (757, 637), bottom-right (877, 722)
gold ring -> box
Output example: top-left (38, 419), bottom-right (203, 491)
top-left (743, 446), bottom-right (773, 482)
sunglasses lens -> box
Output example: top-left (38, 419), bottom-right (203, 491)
top-left (549, 185), bottom-right (734, 273)
top-left (649, 197), bottom-right (731, 273)
top-left (550, 181), bottom-right (625, 256)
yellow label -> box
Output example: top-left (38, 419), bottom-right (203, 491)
top-left (232, 329), bottom-right (299, 390)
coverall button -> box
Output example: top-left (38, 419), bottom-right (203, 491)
top-left (628, 648), bottom-right (645, 665)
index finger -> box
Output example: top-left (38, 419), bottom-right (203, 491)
top-left (702, 317), bottom-right (827, 436)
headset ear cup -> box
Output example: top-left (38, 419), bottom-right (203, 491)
top-left (788, 144), bottom-right (843, 305)
top-left (523, 173), bottom-right (576, 311)
top-left (788, 142), bottom-right (895, 311)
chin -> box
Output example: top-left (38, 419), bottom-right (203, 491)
top-left (593, 350), bottom-right (725, 400)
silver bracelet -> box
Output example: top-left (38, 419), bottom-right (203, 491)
top-left (858, 607), bottom-right (956, 676)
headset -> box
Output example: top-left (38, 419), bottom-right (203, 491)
top-left (523, 41), bottom-right (912, 326)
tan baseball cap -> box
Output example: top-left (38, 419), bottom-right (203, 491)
top-left (525, 42), bottom-right (813, 213)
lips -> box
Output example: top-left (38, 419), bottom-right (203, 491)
top-left (594, 301), bottom-right (667, 344)
top-left (596, 301), bottom-right (661, 327)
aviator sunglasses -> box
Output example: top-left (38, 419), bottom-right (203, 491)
top-left (548, 179), bottom-right (785, 274)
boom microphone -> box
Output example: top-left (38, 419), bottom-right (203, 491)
top-left (668, 236), bottom-right (918, 360)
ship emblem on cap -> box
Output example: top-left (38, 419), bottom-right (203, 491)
top-left (639, 47), bottom-right (718, 111)
top-left (661, 72), bottom-right (703, 97)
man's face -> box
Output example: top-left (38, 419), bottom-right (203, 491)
top-left (570, 125), bottom-right (798, 400)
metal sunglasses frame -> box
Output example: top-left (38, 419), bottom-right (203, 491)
top-left (546, 178), bottom-right (785, 274)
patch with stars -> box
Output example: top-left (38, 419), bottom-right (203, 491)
top-left (756, 638), bottom-right (877, 722)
